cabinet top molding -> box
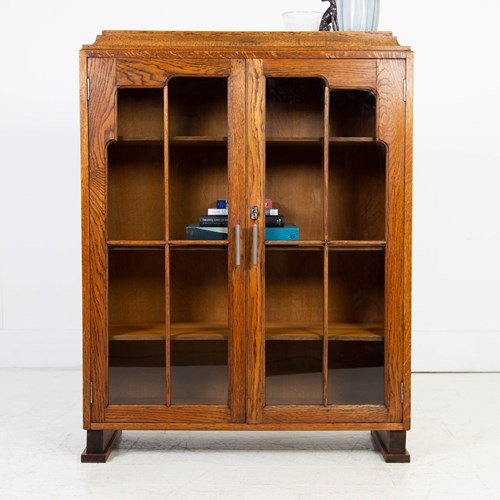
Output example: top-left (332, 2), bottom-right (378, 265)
top-left (82, 31), bottom-right (411, 56)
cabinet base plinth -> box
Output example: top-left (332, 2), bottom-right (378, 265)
top-left (81, 430), bottom-right (122, 463)
top-left (371, 430), bottom-right (410, 463)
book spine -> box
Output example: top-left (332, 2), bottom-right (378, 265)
top-left (265, 199), bottom-right (272, 208)
top-left (199, 215), bottom-right (228, 227)
top-left (265, 215), bottom-right (285, 227)
top-left (216, 199), bottom-right (228, 209)
top-left (208, 208), bottom-right (228, 215)
top-left (186, 225), bottom-right (228, 240)
top-left (265, 208), bottom-right (278, 216)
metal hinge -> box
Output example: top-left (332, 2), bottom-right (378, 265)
top-left (87, 77), bottom-right (90, 101)
top-left (400, 381), bottom-right (404, 404)
top-left (403, 79), bottom-right (407, 102)
top-left (90, 381), bottom-right (93, 404)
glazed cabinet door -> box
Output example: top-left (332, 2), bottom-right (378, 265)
top-left (85, 57), bottom-right (246, 425)
top-left (246, 58), bottom-right (406, 424)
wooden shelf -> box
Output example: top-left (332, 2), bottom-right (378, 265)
top-left (265, 322), bottom-right (384, 341)
top-left (108, 240), bottom-right (166, 247)
top-left (109, 322), bottom-right (228, 341)
top-left (330, 137), bottom-right (375, 143)
top-left (171, 322), bottom-right (228, 340)
top-left (266, 137), bottom-right (323, 146)
top-left (329, 240), bottom-right (386, 249)
top-left (265, 241), bottom-right (323, 248)
top-left (169, 240), bottom-right (228, 247)
top-left (115, 138), bottom-right (163, 144)
top-left (328, 323), bottom-right (384, 341)
top-left (109, 323), bottom-right (165, 341)
top-left (169, 136), bottom-right (227, 145)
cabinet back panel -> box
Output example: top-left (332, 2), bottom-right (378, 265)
top-left (168, 145), bottom-right (228, 240)
top-left (328, 143), bottom-right (386, 241)
top-left (108, 142), bottom-right (165, 241)
top-left (117, 88), bottom-right (164, 140)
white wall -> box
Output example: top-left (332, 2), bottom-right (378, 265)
top-left (0, 0), bottom-right (499, 369)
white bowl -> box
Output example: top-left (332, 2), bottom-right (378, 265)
top-left (282, 11), bottom-right (323, 31)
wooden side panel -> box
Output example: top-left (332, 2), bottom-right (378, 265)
top-left (246, 59), bottom-right (265, 423)
top-left (80, 51), bottom-right (91, 429)
top-left (117, 59), bottom-right (232, 86)
top-left (87, 58), bottom-right (117, 422)
top-left (263, 59), bottom-right (376, 90)
top-left (403, 54), bottom-right (414, 429)
top-left (377, 59), bottom-right (406, 422)
top-left (227, 59), bottom-right (247, 422)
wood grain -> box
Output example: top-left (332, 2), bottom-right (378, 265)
top-left (246, 58), bottom-right (265, 423)
top-left (87, 57), bottom-right (116, 422)
top-left (80, 51), bottom-right (91, 429)
top-left (263, 59), bottom-right (377, 90)
top-left (403, 53), bottom-right (414, 429)
top-left (377, 58), bottom-right (406, 422)
top-left (81, 32), bottom-right (412, 437)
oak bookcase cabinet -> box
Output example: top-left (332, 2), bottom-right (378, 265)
top-left (80, 31), bottom-right (413, 462)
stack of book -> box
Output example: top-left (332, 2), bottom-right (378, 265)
top-left (186, 199), bottom-right (299, 241)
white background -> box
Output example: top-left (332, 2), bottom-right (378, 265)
top-left (0, 0), bottom-right (499, 369)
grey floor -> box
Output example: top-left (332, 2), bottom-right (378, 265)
top-left (1, 369), bottom-right (499, 499)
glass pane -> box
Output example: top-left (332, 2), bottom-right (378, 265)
top-left (108, 142), bottom-right (164, 241)
top-left (265, 78), bottom-right (325, 244)
top-left (329, 89), bottom-right (376, 138)
top-left (328, 249), bottom-right (384, 405)
top-left (265, 145), bottom-right (323, 241)
top-left (108, 249), bottom-right (166, 404)
top-left (265, 249), bottom-right (324, 405)
top-left (329, 142), bottom-right (386, 241)
top-left (168, 77), bottom-right (228, 241)
top-left (170, 249), bottom-right (228, 404)
top-left (266, 78), bottom-right (324, 138)
top-left (117, 88), bottom-right (164, 140)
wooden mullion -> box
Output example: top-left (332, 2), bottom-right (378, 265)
top-left (322, 85), bottom-right (330, 407)
top-left (164, 85), bottom-right (171, 407)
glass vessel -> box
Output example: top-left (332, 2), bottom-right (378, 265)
top-left (337, 0), bottom-right (380, 31)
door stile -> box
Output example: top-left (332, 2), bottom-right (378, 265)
top-left (87, 57), bottom-right (117, 423)
top-left (377, 59), bottom-right (406, 422)
top-left (245, 59), bottom-right (266, 423)
top-left (227, 59), bottom-right (247, 422)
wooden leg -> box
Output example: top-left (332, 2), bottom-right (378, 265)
top-left (81, 430), bottom-right (122, 463)
top-left (371, 430), bottom-right (410, 463)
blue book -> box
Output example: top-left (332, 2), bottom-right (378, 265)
top-left (216, 199), bottom-right (228, 209)
top-left (265, 225), bottom-right (299, 241)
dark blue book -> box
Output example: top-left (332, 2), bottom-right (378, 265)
top-left (216, 199), bottom-right (228, 209)
top-left (265, 215), bottom-right (285, 227)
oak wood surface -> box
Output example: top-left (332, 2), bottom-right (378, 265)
top-left (81, 31), bottom-right (412, 437)
top-left (87, 57), bottom-right (116, 423)
top-left (377, 58), bottom-right (406, 423)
